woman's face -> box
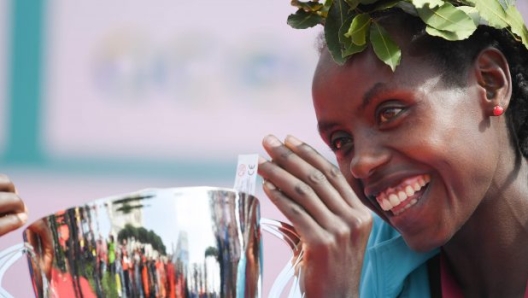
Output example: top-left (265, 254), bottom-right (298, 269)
top-left (312, 38), bottom-right (501, 251)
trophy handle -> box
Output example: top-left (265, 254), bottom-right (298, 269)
top-left (261, 218), bottom-right (305, 298)
top-left (0, 243), bottom-right (35, 298)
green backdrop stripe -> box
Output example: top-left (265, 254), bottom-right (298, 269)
top-left (5, 0), bottom-right (45, 163)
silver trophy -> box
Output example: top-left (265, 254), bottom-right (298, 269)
top-left (0, 187), bottom-right (303, 298)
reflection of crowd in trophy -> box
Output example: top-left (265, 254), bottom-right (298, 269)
top-left (209, 191), bottom-right (260, 298)
top-left (210, 191), bottom-right (241, 298)
top-left (39, 195), bottom-right (192, 297)
top-left (93, 234), bottom-right (184, 298)
top-left (23, 191), bottom-right (261, 298)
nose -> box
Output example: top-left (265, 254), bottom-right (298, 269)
top-left (349, 135), bottom-right (390, 179)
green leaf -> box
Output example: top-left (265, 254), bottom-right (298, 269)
top-left (456, 6), bottom-right (480, 26)
top-left (474, 0), bottom-right (509, 29)
top-left (295, 1), bottom-right (325, 12)
top-left (395, 1), bottom-right (420, 16)
top-left (340, 15), bottom-right (369, 57)
top-left (374, 0), bottom-right (405, 11)
top-left (359, 0), bottom-right (379, 4)
top-left (505, 5), bottom-right (528, 49)
top-left (417, 3), bottom-right (477, 38)
top-left (287, 9), bottom-right (325, 29)
top-left (498, 0), bottom-right (515, 11)
top-left (425, 26), bottom-right (469, 40)
top-left (325, 0), bottom-right (350, 64)
top-left (345, 0), bottom-right (360, 8)
top-left (411, 0), bottom-right (445, 9)
top-left (323, 0), bottom-right (334, 10)
top-left (344, 13), bottom-right (371, 45)
top-left (343, 39), bottom-right (368, 57)
top-left (370, 22), bottom-right (401, 71)
top-left (319, 0), bottom-right (334, 18)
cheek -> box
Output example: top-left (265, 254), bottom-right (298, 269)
top-left (395, 101), bottom-right (489, 165)
top-left (398, 118), bottom-right (496, 222)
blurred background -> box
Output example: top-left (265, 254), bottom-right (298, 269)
top-left (0, 0), bottom-right (527, 297)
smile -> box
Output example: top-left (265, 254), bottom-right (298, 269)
top-left (375, 174), bottom-right (431, 216)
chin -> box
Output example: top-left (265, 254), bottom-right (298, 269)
top-left (403, 235), bottom-right (446, 253)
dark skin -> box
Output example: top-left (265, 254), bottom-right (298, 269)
top-left (258, 20), bottom-right (528, 297)
top-left (0, 175), bottom-right (53, 293)
top-left (0, 174), bottom-right (27, 236)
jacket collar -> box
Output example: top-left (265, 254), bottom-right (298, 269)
top-left (364, 217), bottom-right (439, 297)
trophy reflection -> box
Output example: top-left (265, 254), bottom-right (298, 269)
top-left (23, 188), bottom-right (264, 298)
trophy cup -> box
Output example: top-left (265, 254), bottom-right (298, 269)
top-left (0, 187), bottom-right (303, 298)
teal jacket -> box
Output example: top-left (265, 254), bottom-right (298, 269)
top-left (360, 214), bottom-right (440, 297)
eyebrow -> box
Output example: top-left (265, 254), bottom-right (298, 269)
top-left (317, 82), bottom-right (390, 136)
top-left (361, 82), bottom-right (388, 111)
top-left (317, 121), bottom-right (337, 137)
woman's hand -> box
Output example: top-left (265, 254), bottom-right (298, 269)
top-left (0, 174), bottom-right (27, 236)
top-left (258, 134), bottom-right (372, 298)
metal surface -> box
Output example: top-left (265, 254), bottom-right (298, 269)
top-left (21, 187), bottom-right (262, 298)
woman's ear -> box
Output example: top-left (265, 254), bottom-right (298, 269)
top-left (474, 47), bottom-right (512, 114)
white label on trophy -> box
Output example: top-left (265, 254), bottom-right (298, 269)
top-left (233, 154), bottom-right (259, 195)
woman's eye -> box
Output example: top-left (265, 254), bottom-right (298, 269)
top-left (330, 135), bottom-right (353, 152)
top-left (379, 107), bottom-right (403, 123)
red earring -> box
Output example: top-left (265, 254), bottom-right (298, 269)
top-left (493, 105), bottom-right (504, 116)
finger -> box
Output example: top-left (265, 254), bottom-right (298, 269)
top-left (262, 135), bottom-right (351, 216)
top-left (262, 180), bottom-right (328, 243)
top-left (0, 174), bottom-right (16, 193)
top-left (278, 135), bottom-right (353, 213)
top-left (0, 212), bottom-right (27, 236)
top-left (282, 136), bottom-right (373, 236)
top-left (0, 192), bottom-right (26, 215)
top-left (259, 156), bottom-right (336, 228)
top-left (284, 135), bottom-right (367, 210)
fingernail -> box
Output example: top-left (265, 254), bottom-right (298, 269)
top-left (285, 135), bottom-right (302, 146)
top-left (258, 156), bottom-right (268, 165)
top-left (264, 181), bottom-right (276, 190)
top-left (264, 135), bottom-right (282, 147)
top-left (16, 212), bottom-right (28, 224)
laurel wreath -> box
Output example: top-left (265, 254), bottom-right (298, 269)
top-left (287, 0), bottom-right (528, 71)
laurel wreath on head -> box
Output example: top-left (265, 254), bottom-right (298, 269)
top-left (287, 0), bottom-right (528, 71)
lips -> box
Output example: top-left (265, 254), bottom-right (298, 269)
top-left (373, 174), bottom-right (431, 215)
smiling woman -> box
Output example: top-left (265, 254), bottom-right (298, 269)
top-left (257, 0), bottom-right (528, 297)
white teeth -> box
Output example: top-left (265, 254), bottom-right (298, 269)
top-left (389, 194), bottom-right (400, 206)
top-left (375, 175), bottom-right (431, 215)
top-left (393, 198), bottom-right (419, 216)
top-left (381, 199), bottom-right (392, 211)
top-left (405, 185), bottom-right (414, 196)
